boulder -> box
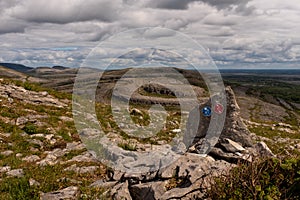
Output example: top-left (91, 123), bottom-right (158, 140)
top-left (219, 138), bottom-right (246, 153)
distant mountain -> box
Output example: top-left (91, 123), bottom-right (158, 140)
top-left (0, 63), bottom-right (33, 73)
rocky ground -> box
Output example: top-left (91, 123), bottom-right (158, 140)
top-left (0, 74), bottom-right (299, 199)
top-left (0, 79), bottom-right (107, 199)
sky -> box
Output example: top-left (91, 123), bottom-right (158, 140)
top-left (0, 0), bottom-right (300, 69)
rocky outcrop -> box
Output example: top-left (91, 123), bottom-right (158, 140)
top-left (0, 82), bottom-right (67, 108)
top-left (94, 86), bottom-right (274, 199)
top-left (91, 153), bottom-right (233, 200)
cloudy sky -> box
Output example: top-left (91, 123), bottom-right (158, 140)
top-left (0, 0), bottom-right (300, 69)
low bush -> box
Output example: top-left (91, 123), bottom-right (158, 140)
top-left (208, 157), bottom-right (300, 200)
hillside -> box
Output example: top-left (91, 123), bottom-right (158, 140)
top-left (0, 63), bottom-right (33, 73)
top-left (0, 65), bottom-right (299, 199)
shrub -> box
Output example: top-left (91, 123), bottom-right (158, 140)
top-left (22, 123), bottom-right (37, 135)
top-left (208, 157), bottom-right (300, 200)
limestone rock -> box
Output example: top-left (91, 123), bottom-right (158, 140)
top-left (57, 177), bottom-right (82, 185)
top-left (59, 116), bottom-right (73, 122)
top-left (112, 170), bottom-right (125, 181)
top-left (255, 142), bottom-right (275, 157)
top-left (16, 116), bottom-right (28, 126)
top-left (111, 181), bottom-right (132, 200)
top-left (37, 154), bottom-right (58, 166)
top-left (130, 181), bottom-right (166, 200)
top-left (118, 153), bottom-right (234, 200)
top-left (66, 142), bottom-right (85, 151)
top-left (22, 155), bottom-right (40, 163)
top-left (1, 150), bottom-right (14, 156)
top-left (29, 178), bottom-right (40, 187)
top-left (209, 147), bottom-right (243, 163)
top-left (0, 166), bottom-right (11, 173)
top-left (6, 169), bottom-right (24, 177)
top-left (64, 164), bottom-right (99, 174)
top-left (0, 83), bottom-right (67, 108)
top-left (16, 153), bottom-right (23, 158)
top-left (90, 180), bottom-right (118, 188)
top-left (66, 151), bottom-right (98, 163)
top-left (219, 138), bottom-right (246, 153)
top-left (40, 186), bottom-right (80, 200)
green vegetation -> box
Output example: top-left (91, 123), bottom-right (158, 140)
top-left (208, 157), bottom-right (300, 200)
top-left (117, 141), bottom-right (137, 151)
top-left (249, 126), bottom-right (300, 140)
top-left (225, 76), bottom-right (300, 104)
top-left (0, 176), bottom-right (39, 200)
top-left (22, 123), bottom-right (38, 135)
top-left (95, 101), bottom-right (181, 145)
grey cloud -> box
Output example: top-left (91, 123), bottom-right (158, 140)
top-left (201, 0), bottom-right (251, 10)
top-left (0, 1), bottom-right (27, 34)
top-left (147, 0), bottom-right (192, 10)
top-left (10, 0), bottom-right (122, 24)
top-left (0, 0), bottom-right (21, 12)
top-left (0, 20), bottom-right (26, 34)
top-left (146, 0), bottom-right (252, 10)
